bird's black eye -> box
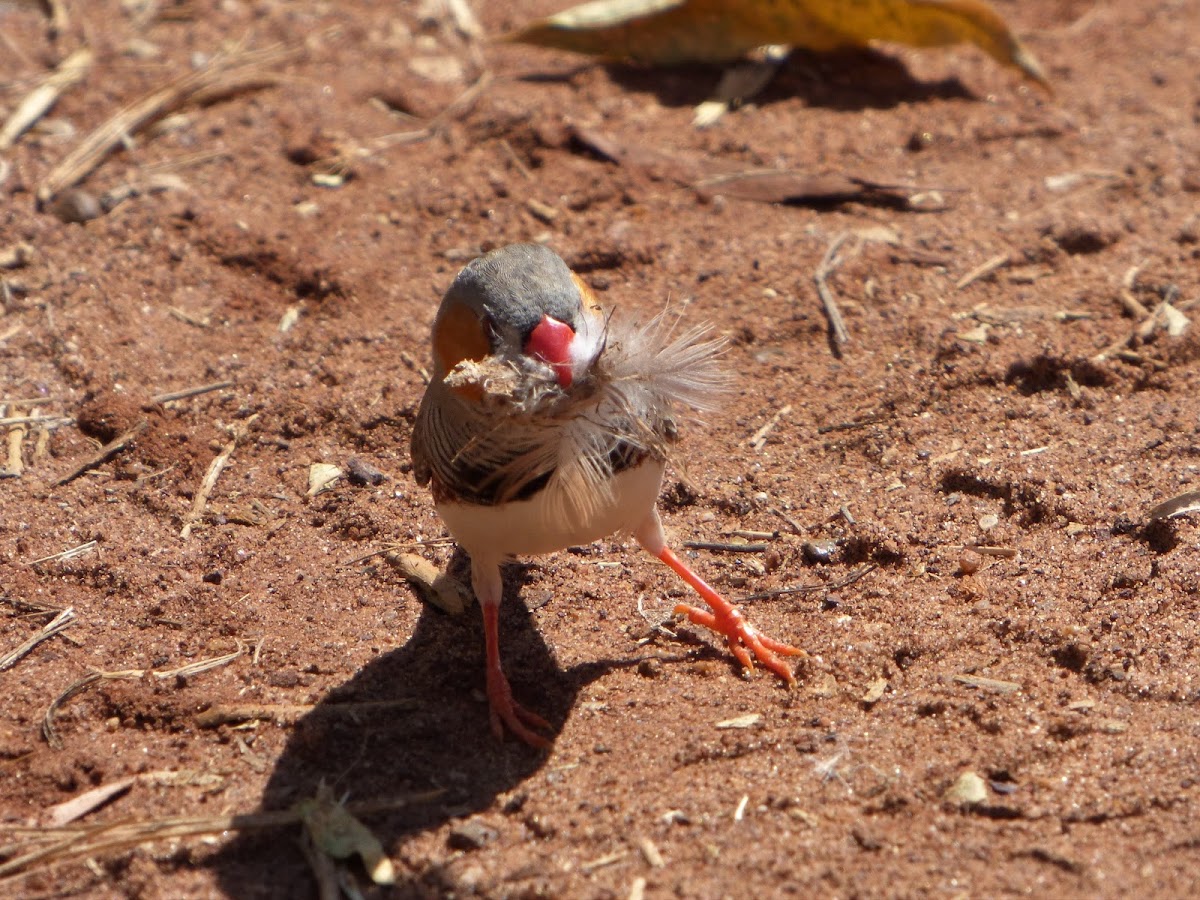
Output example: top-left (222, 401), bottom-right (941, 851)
top-left (481, 313), bottom-right (500, 349)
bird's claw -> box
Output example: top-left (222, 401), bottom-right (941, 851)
top-left (674, 601), bottom-right (804, 685)
top-left (486, 667), bottom-right (552, 749)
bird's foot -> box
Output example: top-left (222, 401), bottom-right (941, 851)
top-left (654, 545), bottom-right (803, 684)
top-left (673, 600), bottom-right (803, 685)
top-left (486, 664), bottom-right (552, 750)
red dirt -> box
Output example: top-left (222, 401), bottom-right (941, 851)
top-left (3, 1), bottom-right (1200, 897)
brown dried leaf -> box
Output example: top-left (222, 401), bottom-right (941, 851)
top-left (388, 552), bottom-right (472, 615)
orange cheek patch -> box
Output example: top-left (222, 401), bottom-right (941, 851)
top-left (571, 272), bottom-right (600, 313)
top-left (433, 300), bottom-right (491, 402)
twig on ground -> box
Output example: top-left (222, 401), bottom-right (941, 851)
top-left (954, 252), bottom-right (1010, 290)
top-left (748, 404), bottom-right (791, 451)
top-left (1117, 263), bottom-right (1150, 318)
top-left (0, 47), bottom-right (92, 151)
top-left (38, 43), bottom-right (294, 205)
top-left (398, 349), bottom-right (430, 384)
top-left (298, 826), bottom-right (341, 900)
top-left (0, 397), bottom-right (57, 407)
top-left (682, 541), bottom-right (769, 553)
top-left (0, 607), bottom-right (76, 672)
top-left (767, 506), bottom-right (803, 535)
top-left (53, 420), bottom-right (147, 486)
top-left (817, 412), bottom-right (890, 434)
top-left (1, 596), bottom-right (66, 616)
top-left (0, 414), bottom-right (72, 428)
top-left (180, 415), bottom-right (257, 538)
top-left (813, 232), bottom-right (859, 353)
top-left (742, 563), bottom-right (877, 602)
top-left (498, 139), bottom-right (532, 180)
top-left (151, 380), bottom-right (234, 404)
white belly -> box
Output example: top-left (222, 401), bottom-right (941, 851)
top-left (437, 459), bottom-right (665, 560)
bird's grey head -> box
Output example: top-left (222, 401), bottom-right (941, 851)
top-left (445, 244), bottom-right (583, 354)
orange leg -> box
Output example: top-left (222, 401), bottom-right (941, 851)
top-left (474, 561), bottom-right (552, 749)
top-left (636, 510), bottom-right (802, 683)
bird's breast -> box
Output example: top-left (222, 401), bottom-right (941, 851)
top-left (435, 456), bottom-right (666, 560)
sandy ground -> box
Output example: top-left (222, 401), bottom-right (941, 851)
top-left (2, 1), bottom-right (1200, 897)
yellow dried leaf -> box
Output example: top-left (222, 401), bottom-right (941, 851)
top-left (297, 784), bottom-right (397, 885)
top-left (506, 0), bottom-right (1047, 88)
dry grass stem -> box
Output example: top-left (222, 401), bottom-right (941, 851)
top-left (954, 252), bottom-right (1010, 290)
top-left (398, 349), bottom-right (431, 384)
top-left (968, 545), bottom-right (1019, 559)
top-left (37, 43), bottom-right (295, 204)
top-left (748, 404), bottom-right (791, 451)
top-left (0, 47), bottom-right (93, 151)
top-left (195, 698), bottom-right (419, 728)
top-left (767, 505), bottom-right (803, 535)
top-left (29, 541), bottom-right (97, 566)
top-left (42, 642), bottom-right (248, 749)
top-left (742, 563), bottom-right (877, 602)
top-left (0, 397), bottom-right (57, 407)
top-left (54, 420), bottom-right (147, 486)
top-left (1118, 290), bottom-right (1149, 319)
top-left (0, 414), bottom-right (72, 428)
top-left (0, 790), bottom-right (443, 885)
top-left (817, 412), bottom-right (889, 434)
top-left (813, 232), bottom-right (860, 352)
top-left (581, 849), bottom-right (628, 873)
top-left (45, 0), bottom-right (70, 36)
top-left (181, 416), bottom-right (257, 538)
top-left (682, 540), bottom-right (769, 553)
top-left (0, 607), bottom-right (76, 672)
top-left (151, 380), bottom-right (234, 404)
top-left (298, 827), bottom-right (341, 900)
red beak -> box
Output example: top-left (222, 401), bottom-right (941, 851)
top-left (524, 315), bottom-right (575, 388)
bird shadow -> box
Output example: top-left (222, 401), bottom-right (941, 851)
top-left (208, 556), bottom-right (634, 898)
top-left (523, 46), bottom-right (975, 114)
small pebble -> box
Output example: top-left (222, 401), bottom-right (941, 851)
top-left (637, 658), bottom-right (662, 678)
top-left (346, 456), bottom-right (386, 486)
top-left (48, 188), bottom-right (102, 223)
top-left (958, 549), bottom-right (983, 575)
top-left (447, 819), bottom-right (498, 851)
top-left (802, 540), bottom-right (838, 564)
top-left (943, 771), bottom-right (988, 807)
